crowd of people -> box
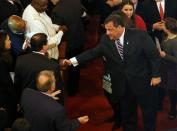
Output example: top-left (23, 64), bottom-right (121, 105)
top-left (0, 0), bottom-right (177, 131)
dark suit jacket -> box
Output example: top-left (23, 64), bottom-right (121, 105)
top-left (139, 0), bottom-right (177, 42)
top-left (15, 53), bottom-right (62, 100)
top-left (0, 53), bottom-right (17, 126)
top-left (21, 88), bottom-right (80, 131)
top-left (75, 29), bottom-right (161, 102)
top-left (51, 0), bottom-right (85, 52)
top-left (0, 0), bottom-right (22, 24)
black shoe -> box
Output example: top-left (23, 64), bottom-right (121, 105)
top-left (112, 122), bottom-right (121, 131)
top-left (104, 116), bottom-right (115, 123)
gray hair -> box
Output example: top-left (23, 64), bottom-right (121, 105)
top-left (36, 70), bottom-right (55, 92)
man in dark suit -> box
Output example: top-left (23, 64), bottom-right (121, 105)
top-left (51, 0), bottom-right (86, 96)
top-left (0, 0), bottom-right (22, 24)
top-left (21, 70), bottom-right (89, 131)
top-left (139, 0), bottom-right (177, 111)
top-left (139, 0), bottom-right (177, 43)
top-left (64, 14), bottom-right (161, 131)
top-left (14, 33), bottom-right (63, 103)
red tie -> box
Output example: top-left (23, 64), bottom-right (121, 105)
top-left (159, 2), bottom-right (164, 20)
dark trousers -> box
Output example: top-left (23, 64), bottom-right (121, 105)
top-left (104, 90), bottom-right (121, 124)
top-left (66, 47), bottom-right (83, 96)
top-left (157, 87), bottom-right (166, 110)
top-left (120, 85), bottom-right (158, 131)
top-left (169, 90), bottom-right (177, 114)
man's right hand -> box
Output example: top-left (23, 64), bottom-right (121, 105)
top-left (63, 59), bottom-right (72, 66)
top-left (78, 115), bottom-right (89, 124)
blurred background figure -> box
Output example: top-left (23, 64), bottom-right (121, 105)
top-left (98, 0), bottom-right (121, 32)
top-left (19, 0), bottom-right (31, 9)
top-left (139, 0), bottom-right (177, 43)
top-left (0, 15), bottom-right (29, 60)
top-left (0, 107), bottom-right (7, 131)
top-left (51, 0), bottom-right (87, 96)
top-left (130, 0), bottom-right (143, 15)
top-left (0, 30), bottom-right (18, 130)
top-left (160, 17), bottom-right (177, 120)
top-left (22, 0), bottom-right (67, 60)
top-left (118, 0), bottom-right (146, 30)
top-left (12, 118), bottom-right (31, 131)
top-left (0, 0), bottom-right (23, 24)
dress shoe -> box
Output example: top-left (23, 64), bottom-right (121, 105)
top-left (112, 122), bottom-right (121, 131)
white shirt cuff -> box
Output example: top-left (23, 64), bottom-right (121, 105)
top-left (70, 57), bottom-right (79, 67)
top-left (81, 12), bottom-right (87, 18)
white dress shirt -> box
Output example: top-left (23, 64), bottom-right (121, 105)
top-left (22, 4), bottom-right (64, 59)
top-left (156, 0), bottom-right (165, 14)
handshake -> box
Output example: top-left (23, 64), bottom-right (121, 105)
top-left (59, 59), bottom-right (73, 70)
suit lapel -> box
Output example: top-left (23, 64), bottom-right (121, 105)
top-left (123, 29), bottom-right (130, 62)
top-left (164, 0), bottom-right (168, 17)
top-left (150, 0), bottom-right (161, 20)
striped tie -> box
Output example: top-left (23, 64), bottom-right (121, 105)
top-left (115, 39), bottom-right (123, 59)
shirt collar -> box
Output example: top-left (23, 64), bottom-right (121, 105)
top-left (41, 92), bottom-right (52, 97)
top-left (33, 51), bottom-right (45, 55)
top-left (116, 28), bottom-right (125, 46)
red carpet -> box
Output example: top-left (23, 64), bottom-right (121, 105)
top-left (66, 15), bottom-right (177, 131)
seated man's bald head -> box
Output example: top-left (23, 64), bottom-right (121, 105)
top-left (8, 15), bottom-right (26, 34)
top-left (36, 70), bottom-right (55, 92)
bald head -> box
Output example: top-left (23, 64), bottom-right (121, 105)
top-left (8, 15), bottom-right (26, 34)
top-left (32, 0), bottom-right (48, 13)
top-left (36, 70), bottom-right (55, 92)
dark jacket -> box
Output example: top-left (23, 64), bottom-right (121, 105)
top-left (75, 28), bottom-right (161, 102)
top-left (21, 88), bottom-right (80, 131)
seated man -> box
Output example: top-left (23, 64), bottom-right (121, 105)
top-left (21, 70), bottom-right (89, 131)
top-left (15, 33), bottom-right (63, 104)
top-left (0, 15), bottom-right (28, 58)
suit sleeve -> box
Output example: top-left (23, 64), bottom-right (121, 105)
top-left (76, 36), bottom-right (105, 64)
top-left (141, 31), bottom-right (161, 77)
top-left (55, 107), bottom-right (80, 131)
